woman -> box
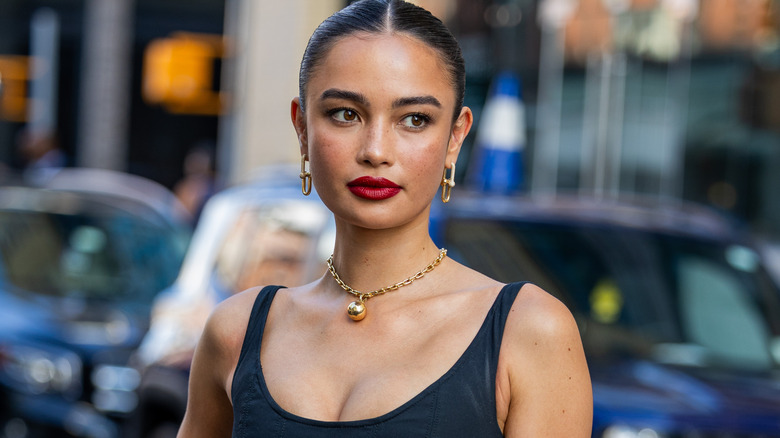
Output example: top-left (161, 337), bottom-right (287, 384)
top-left (178, 1), bottom-right (592, 436)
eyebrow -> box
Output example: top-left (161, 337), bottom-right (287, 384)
top-left (320, 89), bottom-right (369, 106)
top-left (393, 95), bottom-right (442, 109)
top-left (319, 88), bottom-right (442, 109)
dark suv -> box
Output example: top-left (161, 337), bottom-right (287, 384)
top-left (432, 192), bottom-right (780, 437)
top-left (0, 169), bottom-right (191, 438)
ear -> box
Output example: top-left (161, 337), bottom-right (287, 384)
top-left (291, 97), bottom-right (308, 156)
top-left (445, 106), bottom-right (473, 167)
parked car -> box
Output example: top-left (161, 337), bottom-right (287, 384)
top-left (431, 192), bottom-right (780, 437)
top-left (758, 239), bottom-right (780, 289)
top-left (0, 169), bottom-right (191, 438)
top-left (127, 169), bottom-right (334, 438)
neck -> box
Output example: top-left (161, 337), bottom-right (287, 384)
top-left (328, 220), bottom-right (443, 295)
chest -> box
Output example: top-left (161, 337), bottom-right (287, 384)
top-left (258, 301), bottom-right (491, 422)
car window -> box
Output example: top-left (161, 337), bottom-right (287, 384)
top-left (213, 201), bottom-right (330, 295)
top-left (0, 206), bottom-right (186, 302)
top-left (443, 218), bottom-right (780, 371)
top-left (678, 254), bottom-right (772, 369)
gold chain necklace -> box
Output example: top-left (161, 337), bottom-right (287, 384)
top-left (326, 248), bottom-right (447, 321)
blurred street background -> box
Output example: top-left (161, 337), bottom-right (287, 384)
top-left (1, 0), bottom-right (780, 237)
top-left (2, 1), bottom-right (780, 438)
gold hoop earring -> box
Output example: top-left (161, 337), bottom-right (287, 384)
top-left (440, 162), bottom-right (456, 203)
top-left (300, 154), bottom-right (312, 196)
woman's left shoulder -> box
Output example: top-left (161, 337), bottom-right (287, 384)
top-left (503, 282), bottom-right (581, 346)
top-left (497, 283), bottom-right (593, 436)
top-left (498, 282), bottom-right (587, 378)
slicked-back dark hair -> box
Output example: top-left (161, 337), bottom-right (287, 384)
top-left (299, 0), bottom-right (465, 122)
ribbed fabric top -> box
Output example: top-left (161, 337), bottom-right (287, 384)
top-left (231, 282), bottom-right (527, 437)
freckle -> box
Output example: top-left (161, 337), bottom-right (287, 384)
top-left (562, 409), bottom-right (566, 414)
top-left (534, 342), bottom-right (538, 346)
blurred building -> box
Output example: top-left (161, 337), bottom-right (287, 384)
top-left (1, 0), bottom-right (780, 240)
top-left (0, 0), bottom-right (228, 188)
top-left (526, 0), bottom-right (780, 240)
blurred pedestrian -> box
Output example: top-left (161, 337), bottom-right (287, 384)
top-left (173, 141), bottom-right (216, 224)
top-left (16, 127), bottom-right (66, 184)
top-left (179, 1), bottom-right (592, 437)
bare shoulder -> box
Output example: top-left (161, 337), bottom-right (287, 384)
top-left (505, 283), bottom-right (581, 344)
top-left (498, 283), bottom-right (593, 437)
top-left (177, 286), bottom-right (267, 438)
top-left (206, 287), bottom-right (265, 339)
top-left (501, 282), bottom-right (585, 376)
top-left (202, 286), bottom-right (267, 368)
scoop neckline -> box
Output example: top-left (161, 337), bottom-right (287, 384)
top-left (253, 282), bottom-right (513, 427)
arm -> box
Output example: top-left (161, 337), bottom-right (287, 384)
top-left (498, 284), bottom-right (593, 437)
top-left (177, 291), bottom-right (257, 437)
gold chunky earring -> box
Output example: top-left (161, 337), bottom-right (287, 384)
top-left (440, 162), bottom-right (456, 203)
top-left (300, 154), bottom-right (312, 196)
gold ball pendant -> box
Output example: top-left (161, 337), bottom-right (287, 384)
top-left (347, 301), bottom-right (366, 321)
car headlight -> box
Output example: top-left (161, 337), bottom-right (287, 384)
top-left (602, 425), bottom-right (667, 438)
top-left (91, 364), bottom-right (140, 414)
top-left (0, 342), bottom-right (82, 398)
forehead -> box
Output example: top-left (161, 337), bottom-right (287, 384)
top-left (308, 33), bottom-right (455, 106)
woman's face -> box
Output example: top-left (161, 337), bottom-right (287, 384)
top-left (292, 32), bottom-right (472, 231)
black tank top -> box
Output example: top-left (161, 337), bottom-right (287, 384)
top-left (231, 282), bottom-right (527, 437)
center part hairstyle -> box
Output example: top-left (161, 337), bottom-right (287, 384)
top-left (298, 0), bottom-right (466, 122)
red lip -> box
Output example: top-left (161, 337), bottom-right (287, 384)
top-left (347, 176), bottom-right (401, 200)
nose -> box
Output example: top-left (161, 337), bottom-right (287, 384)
top-left (357, 120), bottom-right (394, 167)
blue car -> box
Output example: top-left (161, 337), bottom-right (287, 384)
top-left (431, 192), bottom-right (780, 437)
top-left (0, 169), bottom-right (191, 438)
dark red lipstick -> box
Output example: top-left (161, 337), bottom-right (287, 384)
top-left (347, 176), bottom-right (401, 200)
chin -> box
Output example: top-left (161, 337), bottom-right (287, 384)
top-left (344, 207), bottom-right (431, 232)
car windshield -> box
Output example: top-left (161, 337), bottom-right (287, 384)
top-left (444, 218), bottom-right (780, 371)
top-left (211, 199), bottom-right (334, 296)
top-left (0, 198), bottom-right (188, 303)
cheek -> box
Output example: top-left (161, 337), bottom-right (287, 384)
top-left (307, 131), bottom-right (346, 182)
top-left (402, 139), bottom-right (449, 190)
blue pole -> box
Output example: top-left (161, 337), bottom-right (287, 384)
top-left (466, 71), bottom-right (526, 194)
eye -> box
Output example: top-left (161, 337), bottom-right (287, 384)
top-left (402, 114), bottom-right (430, 129)
top-left (331, 109), bottom-right (359, 123)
